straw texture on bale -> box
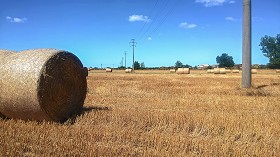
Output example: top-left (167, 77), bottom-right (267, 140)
top-left (0, 48), bottom-right (87, 122)
top-left (170, 69), bottom-right (176, 73)
top-left (251, 69), bottom-right (258, 74)
top-left (176, 68), bottom-right (190, 74)
top-left (106, 68), bottom-right (112, 72)
top-left (83, 67), bottom-right (88, 77)
top-left (214, 68), bottom-right (226, 74)
top-left (0, 49), bottom-right (17, 119)
top-left (125, 69), bottom-right (132, 73)
top-left (276, 70), bottom-right (280, 73)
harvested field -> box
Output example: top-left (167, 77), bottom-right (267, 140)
top-left (1, 70), bottom-right (280, 156)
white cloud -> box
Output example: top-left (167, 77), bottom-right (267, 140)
top-left (179, 22), bottom-right (197, 29)
top-left (6, 16), bottom-right (27, 23)
top-left (229, 1), bottom-right (235, 4)
top-left (6, 16), bottom-right (12, 20)
top-left (225, 17), bottom-right (236, 21)
top-left (128, 14), bottom-right (150, 22)
top-left (147, 37), bottom-right (152, 40)
top-left (195, 0), bottom-right (226, 7)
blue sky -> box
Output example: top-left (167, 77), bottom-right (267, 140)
top-left (0, 0), bottom-right (279, 68)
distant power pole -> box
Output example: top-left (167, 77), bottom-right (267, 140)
top-left (124, 51), bottom-right (127, 68)
top-left (130, 39), bottom-right (137, 71)
top-left (120, 57), bottom-right (124, 67)
top-left (101, 64), bottom-right (102, 69)
top-left (242, 0), bottom-right (252, 88)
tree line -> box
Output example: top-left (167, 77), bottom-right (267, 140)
top-left (115, 33), bottom-right (280, 70)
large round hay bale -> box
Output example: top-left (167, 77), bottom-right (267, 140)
top-left (214, 68), bottom-right (226, 74)
top-left (0, 49), bottom-right (15, 58)
top-left (83, 67), bottom-right (88, 76)
top-left (125, 69), bottom-right (132, 73)
top-left (232, 69), bottom-right (240, 73)
top-left (206, 69), bottom-right (214, 73)
top-left (106, 68), bottom-right (112, 72)
top-left (0, 49), bottom-right (17, 118)
top-left (170, 69), bottom-right (176, 73)
top-left (176, 68), bottom-right (190, 74)
top-left (0, 48), bottom-right (87, 122)
top-left (251, 69), bottom-right (258, 74)
top-left (219, 68), bottom-right (226, 74)
top-left (225, 69), bottom-right (231, 73)
top-left (213, 68), bottom-right (220, 74)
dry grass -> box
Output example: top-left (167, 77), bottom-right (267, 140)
top-left (1, 70), bottom-right (280, 156)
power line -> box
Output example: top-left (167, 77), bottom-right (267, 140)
top-left (137, 0), bottom-right (172, 43)
top-left (135, 0), bottom-right (160, 40)
top-left (124, 51), bottom-right (127, 68)
top-left (147, 0), bottom-right (178, 40)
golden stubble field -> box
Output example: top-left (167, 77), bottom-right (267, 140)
top-left (1, 69), bottom-right (280, 156)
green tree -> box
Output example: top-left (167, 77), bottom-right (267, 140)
top-left (259, 34), bottom-right (280, 69)
top-left (134, 61), bottom-right (140, 70)
top-left (175, 60), bottom-right (183, 68)
top-left (216, 53), bottom-right (235, 68)
top-left (184, 64), bottom-right (192, 68)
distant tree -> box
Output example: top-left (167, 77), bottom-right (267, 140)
top-left (259, 34), bottom-right (280, 69)
top-left (206, 65), bottom-right (213, 69)
top-left (134, 61), bottom-right (140, 70)
top-left (216, 53), bottom-right (235, 68)
top-left (184, 64), bottom-right (192, 68)
top-left (140, 62), bottom-right (145, 69)
top-left (118, 66), bottom-right (125, 69)
top-left (175, 60), bottom-right (183, 68)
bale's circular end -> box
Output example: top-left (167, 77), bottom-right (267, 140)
top-left (38, 51), bottom-right (87, 122)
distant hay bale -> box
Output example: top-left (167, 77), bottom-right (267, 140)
top-left (206, 69), bottom-right (214, 73)
top-left (214, 68), bottom-right (226, 74)
top-left (276, 70), bottom-right (280, 73)
top-left (176, 68), bottom-right (190, 74)
top-left (225, 69), bottom-right (231, 73)
top-left (125, 69), bottom-right (132, 73)
top-left (251, 69), bottom-right (258, 74)
top-left (213, 68), bottom-right (220, 74)
top-left (170, 69), bottom-right (176, 73)
top-left (0, 48), bottom-right (87, 122)
top-left (219, 68), bottom-right (226, 74)
top-left (232, 69), bottom-right (240, 73)
top-left (106, 68), bottom-right (112, 72)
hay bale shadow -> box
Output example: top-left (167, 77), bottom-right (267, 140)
top-left (82, 106), bottom-right (112, 113)
top-left (65, 106), bottom-right (112, 125)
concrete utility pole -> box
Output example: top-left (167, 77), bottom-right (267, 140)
top-left (130, 39), bottom-right (137, 71)
top-left (242, 0), bottom-right (252, 88)
top-left (124, 51), bottom-right (127, 68)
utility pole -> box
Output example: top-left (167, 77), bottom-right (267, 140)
top-left (120, 57), bottom-right (123, 67)
top-left (124, 51), bottom-right (127, 68)
top-left (130, 39), bottom-right (137, 71)
top-left (242, 0), bottom-right (252, 88)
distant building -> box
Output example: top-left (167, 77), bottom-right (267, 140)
top-left (197, 64), bottom-right (210, 70)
